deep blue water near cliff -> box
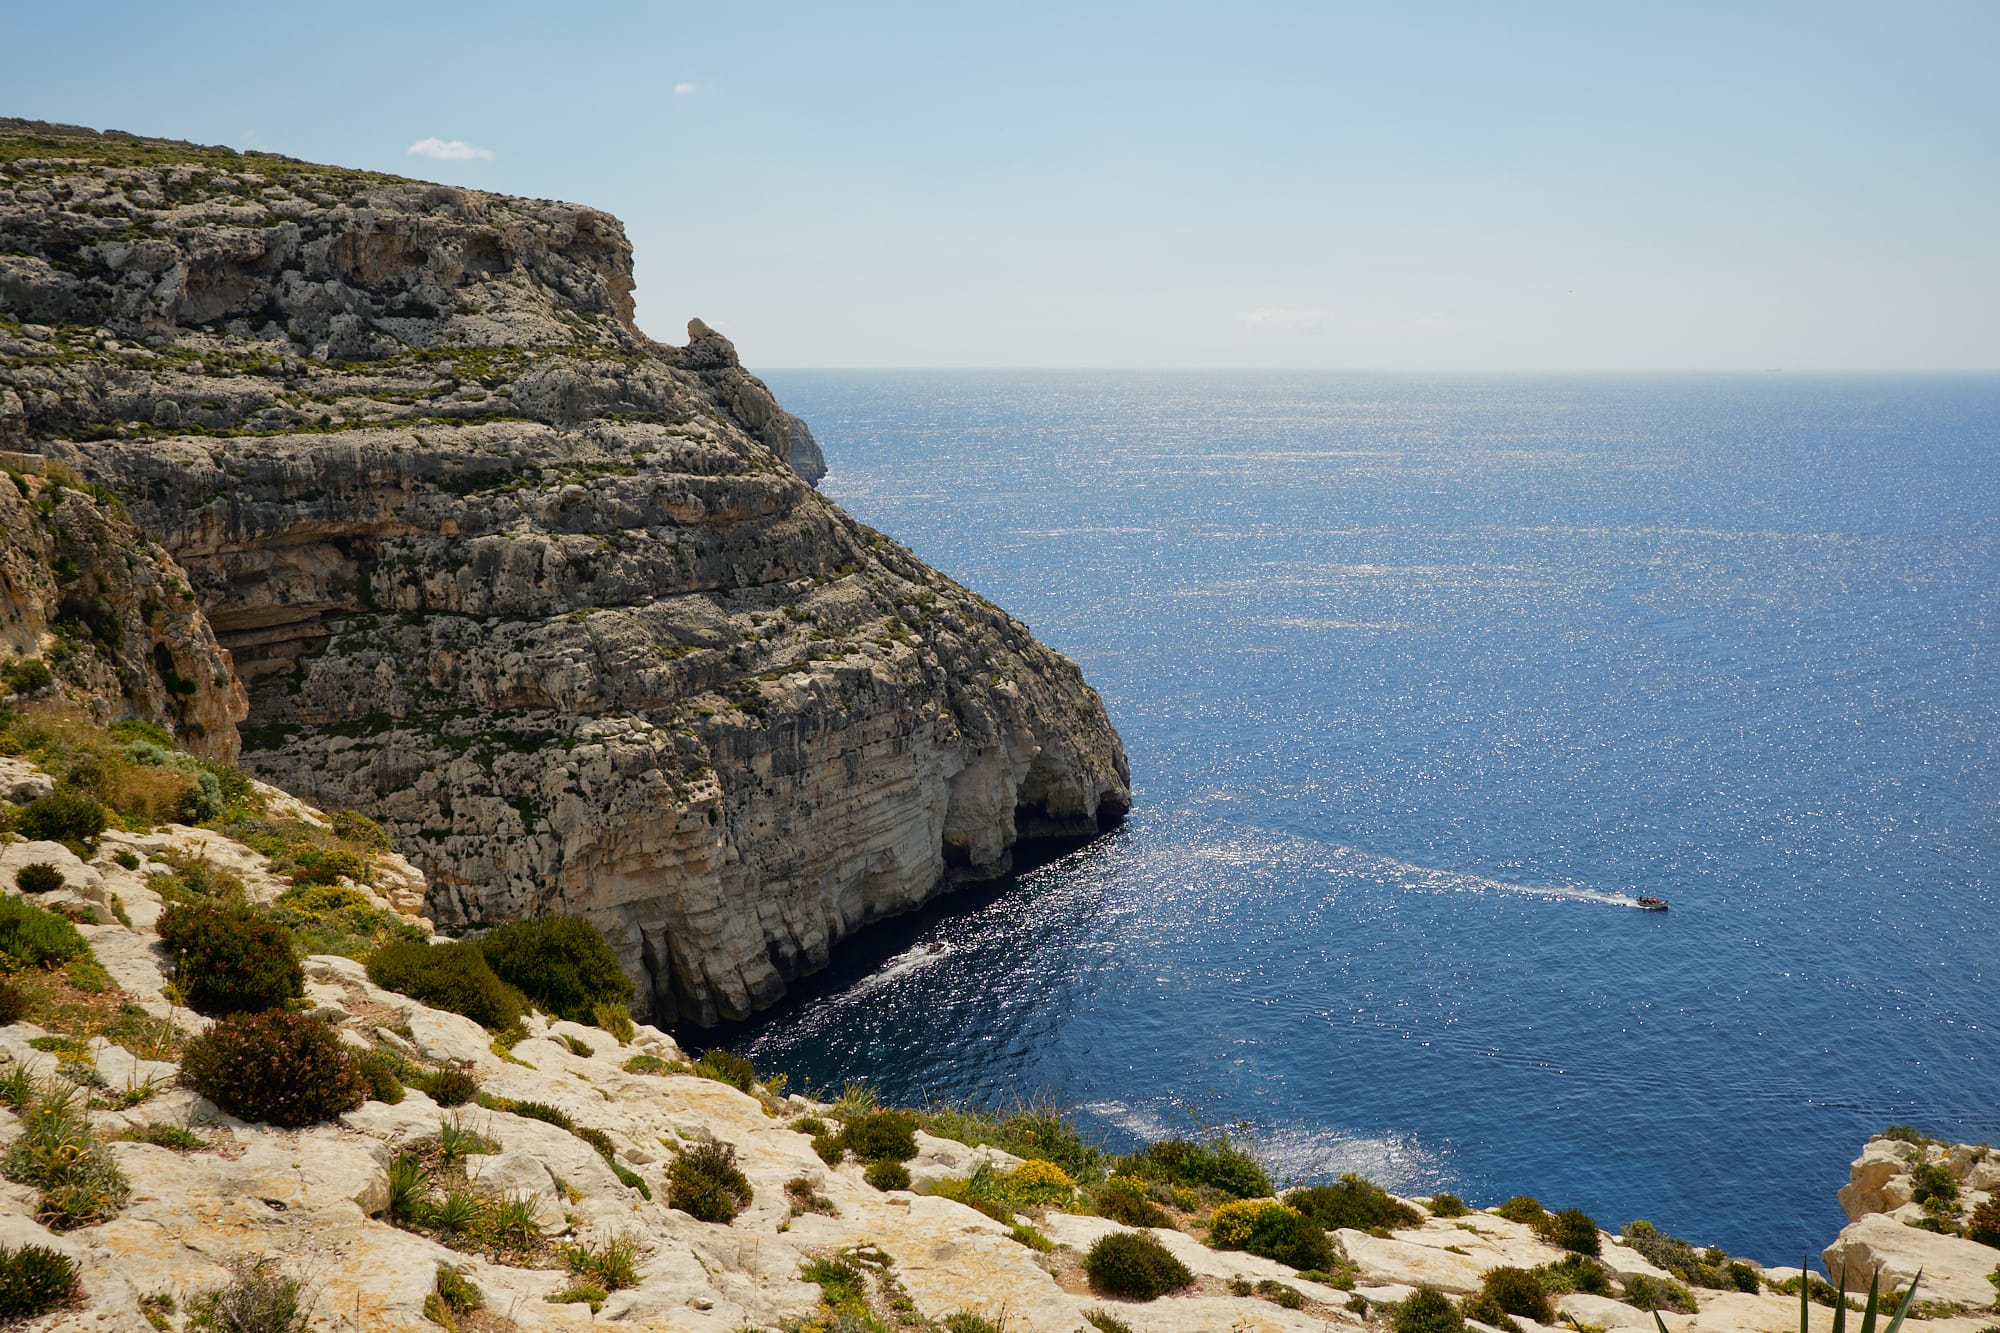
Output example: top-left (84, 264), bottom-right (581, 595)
top-left (740, 371), bottom-right (2000, 1263)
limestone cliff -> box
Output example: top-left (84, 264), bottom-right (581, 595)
top-left (0, 119), bottom-right (1128, 1024)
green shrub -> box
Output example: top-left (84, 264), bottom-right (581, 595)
top-left (504, 1100), bottom-right (574, 1131)
top-left (352, 1048), bottom-right (406, 1105)
top-left (622, 1053), bottom-right (676, 1075)
top-left (0, 979), bottom-right (26, 1025)
top-left (1619, 1220), bottom-right (1757, 1289)
top-left (559, 1236), bottom-right (639, 1291)
top-left (366, 940), bottom-right (524, 1031)
top-left (1083, 1230), bottom-right (1193, 1300)
top-left (1127, 1137), bottom-right (1271, 1199)
top-left (691, 1047), bottom-right (756, 1091)
top-left (2, 1085), bottom-right (130, 1230)
top-left (16, 791), bottom-right (108, 848)
top-left (187, 1257), bottom-right (314, 1333)
top-left (0, 1243), bottom-right (81, 1320)
top-left (1909, 1162), bottom-right (1959, 1210)
top-left (1540, 1205), bottom-right (1602, 1256)
top-left (842, 1109), bottom-right (918, 1163)
top-left (476, 915), bottom-right (631, 1025)
top-left (1426, 1191), bottom-right (1468, 1217)
top-left (14, 863), bottom-right (63, 895)
top-left (270, 882), bottom-right (422, 959)
top-left (329, 809), bottom-right (390, 850)
top-left (1493, 1195), bottom-right (1547, 1225)
top-left (1286, 1174), bottom-right (1424, 1233)
top-left (112, 848), bottom-right (140, 870)
top-left (667, 1139), bottom-right (752, 1223)
top-left (433, 1264), bottom-right (482, 1316)
top-left (801, 1257), bottom-right (867, 1309)
top-left (1095, 1178), bottom-right (1171, 1227)
top-left (179, 1010), bottom-right (368, 1127)
top-left (1208, 1198), bottom-right (1337, 1271)
top-left (865, 1159), bottom-right (912, 1191)
top-left (412, 1063), bottom-right (479, 1107)
top-left (285, 845), bottom-right (367, 887)
top-left (0, 894), bottom-right (90, 971)
top-left (1083, 1312), bottom-right (1135, 1333)
top-left (2, 657), bottom-right (54, 695)
top-left (1534, 1253), bottom-right (1614, 1295)
top-left (1479, 1266), bottom-right (1554, 1322)
top-left (811, 1132), bottom-right (845, 1166)
top-left (1967, 1198), bottom-right (2000, 1248)
top-left (1621, 1273), bottom-right (1698, 1313)
top-left (1392, 1285), bottom-right (1465, 1333)
top-left (918, 1098), bottom-right (1108, 1183)
top-left (158, 900), bottom-right (302, 1016)
top-left (1880, 1125), bottom-right (1929, 1145)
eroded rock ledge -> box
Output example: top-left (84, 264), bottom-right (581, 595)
top-left (0, 119), bottom-right (1129, 1024)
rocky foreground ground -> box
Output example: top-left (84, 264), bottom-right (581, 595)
top-left (0, 736), bottom-right (1990, 1333)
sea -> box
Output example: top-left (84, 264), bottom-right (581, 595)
top-left (732, 370), bottom-right (2000, 1264)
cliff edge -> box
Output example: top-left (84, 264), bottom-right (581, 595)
top-left (0, 119), bottom-right (1129, 1024)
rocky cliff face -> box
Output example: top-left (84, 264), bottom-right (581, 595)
top-left (0, 119), bottom-right (1128, 1024)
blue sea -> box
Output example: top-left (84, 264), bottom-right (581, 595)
top-left (740, 371), bottom-right (2000, 1263)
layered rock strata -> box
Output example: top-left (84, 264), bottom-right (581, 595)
top-left (0, 119), bottom-right (1129, 1023)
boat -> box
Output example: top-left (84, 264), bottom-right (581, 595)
top-left (1635, 896), bottom-right (1669, 912)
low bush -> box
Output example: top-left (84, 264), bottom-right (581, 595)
top-left (1493, 1194), bottom-right (1547, 1225)
top-left (412, 1062), bottom-right (480, 1107)
top-left (1619, 1220), bottom-right (1758, 1289)
top-left (1479, 1266), bottom-right (1554, 1323)
top-left (1534, 1253), bottom-right (1614, 1295)
top-left (269, 882), bottom-right (422, 959)
top-left (1968, 1198), bottom-right (2000, 1248)
top-left (1286, 1174), bottom-right (1425, 1233)
top-left (366, 940), bottom-right (524, 1031)
top-left (667, 1139), bottom-right (753, 1223)
top-left (784, 1175), bottom-right (838, 1218)
top-left (1620, 1273), bottom-right (1698, 1313)
top-left (1083, 1230), bottom-right (1193, 1300)
top-left (158, 900), bottom-right (302, 1016)
top-left (1095, 1177), bottom-right (1171, 1227)
top-left (1, 1084), bottom-right (130, 1230)
top-left (122, 1121), bottom-right (208, 1152)
top-left (0, 893), bottom-right (90, 971)
top-left (801, 1256), bottom-right (867, 1309)
top-left (0, 979), bottom-right (26, 1025)
top-left (559, 1236), bottom-right (640, 1291)
top-left (503, 1099), bottom-right (574, 1131)
top-left (1391, 1285), bottom-right (1465, 1333)
top-left (1426, 1191), bottom-right (1468, 1217)
top-left (477, 915), bottom-right (632, 1026)
top-left (1540, 1205), bottom-right (1602, 1256)
top-left (1126, 1136), bottom-right (1271, 1199)
top-left (433, 1264), bottom-right (482, 1317)
top-left (1909, 1161), bottom-right (1959, 1209)
top-left (842, 1108), bottom-right (919, 1163)
top-left (352, 1047), bottom-right (405, 1105)
top-left (1208, 1198), bottom-right (1338, 1271)
top-left (16, 791), bottom-right (108, 848)
top-left (14, 863), bottom-right (63, 895)
top-left (622, 1053), bottom-right (678, 1075)
top-left (864, 1159), bottom-right (912, 1191)
top-left (691, 1047), bottom-right (756, 1091)
top-left (2, 657), bottom-right (54, 695)
top-left (810, 1131), bottom-right (845, 1166)
top-left (187, 1257), bottom-right (314, 1333)
top-left (918, 1098), bottom-right (1108, 1183)
top-left (0, 1243), bottom-right (81, 1320)
top-left (942, 1314), bottom-right (1006, 1333)
top-left (1082, 1312), bottom-right (1135, 1333)
top-left (179, 1010), bottom-right (368, 1127)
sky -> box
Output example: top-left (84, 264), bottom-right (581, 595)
top-left (7, 1), bottom-right (1998, 369)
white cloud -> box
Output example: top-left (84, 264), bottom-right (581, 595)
top-left (673, 82), bottom-right (697, 95)
top-left (406, 137), bottom-right (494, 161)
top-left (1240, 307), bottom-right (1331, 335)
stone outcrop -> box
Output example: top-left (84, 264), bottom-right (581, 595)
top-left (1823, 1133), bottom-right (2000, 1310)
top-left (0, 118), bottom-right (1127, 1024)
top-left (0, 453), bottom-right (244, 759)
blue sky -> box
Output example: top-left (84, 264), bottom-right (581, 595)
top-left (9, 1), bottom-right (1997, 369)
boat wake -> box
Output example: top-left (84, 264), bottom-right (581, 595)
top-left (843, 941), bottom-right (954, 1000)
